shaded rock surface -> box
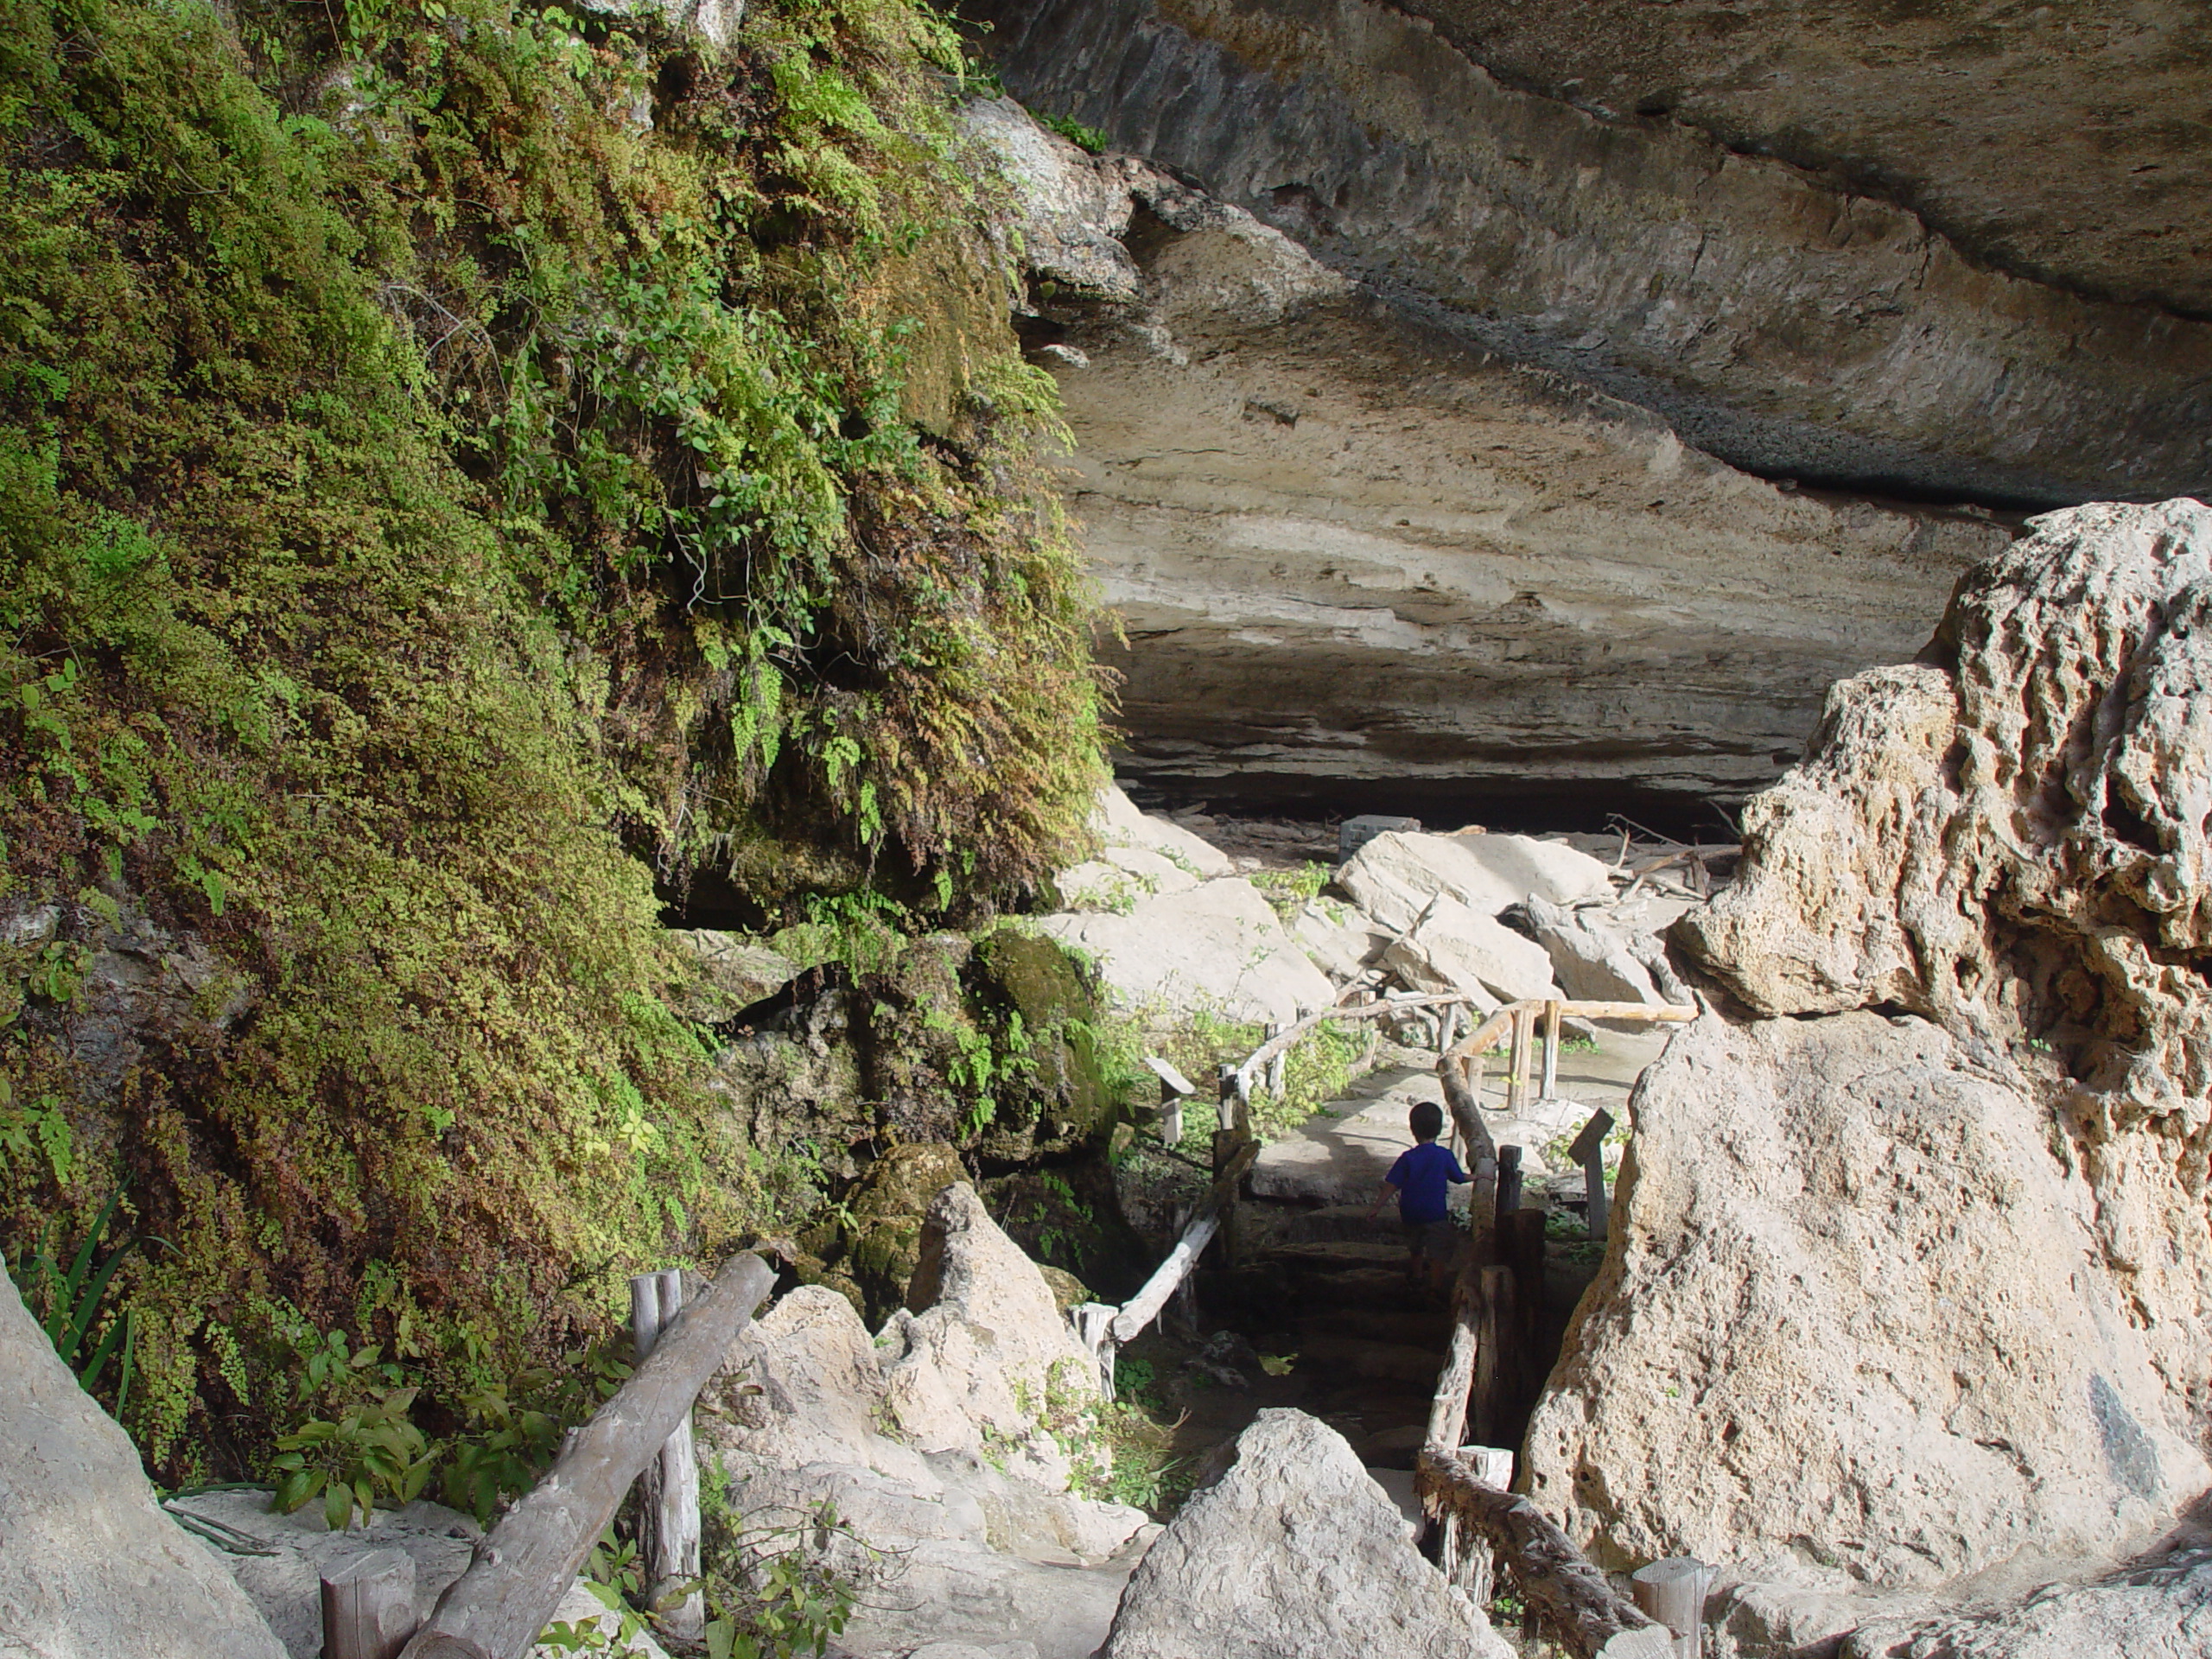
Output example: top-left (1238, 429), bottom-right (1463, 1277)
top-left (1096, 1408), bottom-right (1511, 1659)
top-left (977, 0), bottom-right (2212, 505)
top-left (961, 101), bottom-right (2014, 817)
top-left (1842, 1520), bottom-right (2212, 1659)
top-left (0, 1265), bottom-right (287, 1659)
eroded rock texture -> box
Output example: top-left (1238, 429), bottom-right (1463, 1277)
top-left (1529, 499), bottom-right (2212, 1592)
top-left (964, 99), bottom-right (2012, 817)
top-left (976, 0), bottom-right (2212, 505)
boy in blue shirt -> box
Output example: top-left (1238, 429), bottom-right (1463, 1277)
top-left (1366, 1099), bottom-right (1470, 1292)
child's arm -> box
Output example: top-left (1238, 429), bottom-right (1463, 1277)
top-left (1448, 1149), bottom-right (1471, 1185)
top-left (1364, 1176), bottom-right (1400, 1220)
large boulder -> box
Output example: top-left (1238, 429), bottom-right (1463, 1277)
top-left (1097, 1408), bottom-right (1511, 1659)
top-left (1038, 878), bottom-right (1335, 1027)
top-left (1338, 832), bottom-right (1615, 933)
top-left (0, 1265), bottom-right (288, 1659)
top-left (1524, 1011), bottom-right (2208, 1587)
top-left (702, 1281), bottom-right (1153, 1659)
top-left (1531, 493), bottom-right (2212, 1615)
top-left (1675, 498), bottom-right (2212, 1411)
top-left (1380, 893), bottom-right (1559, 1010)
top-left (878, 1184), bottom-right (1105, 1459)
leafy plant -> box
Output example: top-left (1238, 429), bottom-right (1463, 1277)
top-left (11, 1188), bottom-right (163, 1414)
top-left (1037, 111), bottom-right (1109, 154)
top-left (270, 1388), bottom-right (437, 1531)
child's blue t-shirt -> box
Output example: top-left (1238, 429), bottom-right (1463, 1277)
top-left (1386, 1141), bottom-right (1470, 1224)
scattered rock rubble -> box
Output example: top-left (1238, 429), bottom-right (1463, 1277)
top-left (1039, 782), bottom-right (1706, 1033)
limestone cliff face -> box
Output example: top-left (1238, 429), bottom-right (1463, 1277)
top-left (968, 100), bottom-right (2012, 817)
top-left (976, 0), bottom-right (2212, 507)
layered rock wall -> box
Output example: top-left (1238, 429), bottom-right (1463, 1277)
top-left (968, 99), bottom-right (2012, 816)
top-left (978, 0), bottom-right (2212, 505)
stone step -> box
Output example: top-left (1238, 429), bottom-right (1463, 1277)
top-left (1294, 1333), bottom-right (1446, 1388)
top-left (1259, 1239), bottom-right (1409, 1274)
top-left (1243, 1202), bottom-right (1402, 1249)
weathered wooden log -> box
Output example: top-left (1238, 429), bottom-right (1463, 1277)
top-left (1471, 1265), bottom-right (1516, 1445)
top-left (1146, 1056), bottom-right (1194, 1147)
top-left (1424, 1268), bottom-right (1481, 1456)
top-left (631, 1269), bottom-right (703, 1641)
top-left (398, 1254), bottom-right (775, 1659)
top-left (323, 1548), bottom-right (417, 1659)
top-left (1414, 1452), bottom-right (1675, 1659)
top-left (1631, 1558), bottom-right (1714, 1659)
top-left (1541, 998), bottom-right (1562, 1096)
top-left (1497, 1144), bottom-right (1523, 1216)
top-left (1111, 1213), bottom-right (1220, 1344)
top-left (1230, 992), bottom-right (1478, 1099)
top-left (1569, 1109), bottom-right (1615, 1243)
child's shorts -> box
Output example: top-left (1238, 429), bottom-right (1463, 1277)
top-left (1402, 1217), bottom-right (1459, 1261)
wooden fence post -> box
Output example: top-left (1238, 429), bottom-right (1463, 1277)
top-left (323, 1548), bottom-right (418, 1659)
top-left (1508, 1003), bottom-right (1536, 1115)
top-left (631, 1269), bottom-right (703, 1643)
top-left (1145, 1056), bottom-right (1195, 1147)
top-left (401, 1255), bottom-right (772, 1659)
top-left (1630, 1559), bottom-right (1713, 1659)
top-left (1471, 1265), bottom-right (1517, 1446)
top-left (1567, 1109), bottom-right (1615, 1243)
top-left (1497, 1145), bottom-right (1522, 1216)
top-left (1541, 999), bottom-right (1562, 1097)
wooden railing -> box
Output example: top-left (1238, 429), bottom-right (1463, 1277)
top-left (1421, 997), bottom-right (1712, 1659)
top-left (307, 1255), bottom-right (774, 1659)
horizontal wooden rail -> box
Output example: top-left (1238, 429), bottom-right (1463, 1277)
top-left (399, 1255), bottom-right (774, 1659)
top-left (1416, 1450), bottom-right (1674, 1659)
top-left (1230, 993), bottom-right (1478, 1102)
top-left (1106, 1141), bottom-right (1258, 1348)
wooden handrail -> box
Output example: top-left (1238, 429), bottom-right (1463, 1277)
top-left (399, 1255), bottom-right (774, 1659)
top-left (1416, 1450), bottom-right (1674, 1659)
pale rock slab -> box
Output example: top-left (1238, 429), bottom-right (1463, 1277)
top-left (1523, 1011), bottom-right (2210, 1589)
top-left (1290, 899), bottom-right (1390, 986)
top-left (1381, 893), bottom-right (1558, 1010)
top-left (1338, 831), bottom-right (1615, 932)
top-left (1522, 895), bottom-right (1668, 1007)
top-left (877, 1184), bottom-right (1104, 1459)
top-left (1094, 782), bottom-right (1235, 879)
top-left (1038, 877), bottom-right (1335, 1027)
top-left (0, 1266), bottom-right (287, 1659)
top-left (1097, 1408), bottom-right (1512, 1659)
top-left (1053, 846), bottom-right (1199, 912)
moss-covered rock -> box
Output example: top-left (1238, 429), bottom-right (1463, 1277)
top-left (0, 0), bottom-right (1105, 1482)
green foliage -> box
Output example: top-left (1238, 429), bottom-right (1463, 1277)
top-left (0, 0), bottom-right (1106, 1483)
top-left (1036, 111), bottom-right (1108, 154)
top-left (1246, 861), bottom-right (1332, 920)
top-left (699, 1480), bottom-right (870, 1659)
top-left (10, 1188), bottom-right (161, 1414)
top-left (270, 1388), bottom-right (435, 1531)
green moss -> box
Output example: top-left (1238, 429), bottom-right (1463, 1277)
top-left (0, 0), bottom-right (1106, 1479)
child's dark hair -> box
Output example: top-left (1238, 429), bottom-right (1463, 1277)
top-left (1409, 1100), bottom-right (1445, 1142)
